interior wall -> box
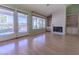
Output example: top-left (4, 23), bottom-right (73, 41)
top-left (51, 6), bottom-right (66, 35)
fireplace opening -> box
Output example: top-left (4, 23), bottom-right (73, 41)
top-left (53, 26), bottom-right (63, 32)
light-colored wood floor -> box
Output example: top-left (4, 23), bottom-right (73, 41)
top-left (0, 32), bottom-right (79, 55)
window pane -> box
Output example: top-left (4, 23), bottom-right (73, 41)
top-left (37, 18), bottom-right (42, 29)
top-left (0, 9), bottom-right (14, 35)
top-left (37, 18), bottom-right (40, 29)
top-left (32, 16), bottom-right (37, 29)
top-left (18, 13), bottom-right (27, 32)
top-left (39, 18), bottom-right (43, 29)
top-left (43, 19), bottom-right (46, 28)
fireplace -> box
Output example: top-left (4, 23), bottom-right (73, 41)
top-left (53, 26), bottom-right (63, 32)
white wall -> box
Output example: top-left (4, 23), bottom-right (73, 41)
top-left (51, 6), bottom-right (66, 35)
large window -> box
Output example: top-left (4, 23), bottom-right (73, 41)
top-left (0, 6), bottom-right (46, 41)
top-left (32, 16), bottom-right (46, 29)
top-left (0, 8), bottom-right (14, 35)
top-left (18, 13), bottom-right (27, 33)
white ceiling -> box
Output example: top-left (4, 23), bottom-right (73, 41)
top-left (4, 4), bottom-right (70, 17)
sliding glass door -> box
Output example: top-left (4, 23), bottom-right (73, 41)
top-left (0, 8), bottom-right (14, 36)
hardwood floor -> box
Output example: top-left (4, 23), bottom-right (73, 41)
top-left (0, 32), bottom-right (79, 55)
